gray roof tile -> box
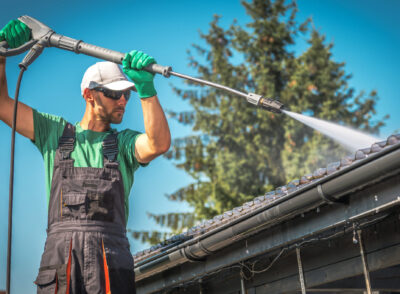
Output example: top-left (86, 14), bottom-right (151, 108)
top-left (326, 161), bottom-right (340, 174)
top-left (355, 150), bottom-right (367, 160)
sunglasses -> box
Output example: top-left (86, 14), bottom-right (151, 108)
top-left (94, 87), bottom-right (131, 101)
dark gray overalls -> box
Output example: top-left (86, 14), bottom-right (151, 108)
top-left (34, 123), bottom-right (136, 294)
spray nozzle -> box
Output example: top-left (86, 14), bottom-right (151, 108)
top-left (246, 93), bottom-right (284, 114)
top-left (260, 97), bottom-right (284, 113)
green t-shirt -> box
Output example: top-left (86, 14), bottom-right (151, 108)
top-left (32, 109), bottom-right (144, 222)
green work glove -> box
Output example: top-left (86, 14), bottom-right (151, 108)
top-left (0, 19), bottom-right (31, 49)
top-left (122, 50), bottom-right (157, 99)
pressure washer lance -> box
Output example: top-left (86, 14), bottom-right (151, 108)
top-left (0, 15), bottom-right (284, 113)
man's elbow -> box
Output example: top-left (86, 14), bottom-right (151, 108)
top-left (149, 136), bottom-right (171, 157)
top-left (156, 137), bottom-right (171, 155)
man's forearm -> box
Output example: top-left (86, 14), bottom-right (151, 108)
top-left (0, 56), bottom-right (35, 140)
top-left (140, 95), bottom-right (171, 154)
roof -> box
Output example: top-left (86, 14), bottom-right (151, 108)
top-left (134, 133), bottom-right (400, 293)
top-left (133, 133), bottom-right (400, 263)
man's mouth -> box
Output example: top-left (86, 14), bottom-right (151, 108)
top-left (114, 107), bottom-right (125, 113)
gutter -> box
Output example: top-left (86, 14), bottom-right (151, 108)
top-left (135, 142), bottom-right (400, 281)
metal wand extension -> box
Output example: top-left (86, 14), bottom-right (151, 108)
top-left (166, 71), bottom-right (284, 114)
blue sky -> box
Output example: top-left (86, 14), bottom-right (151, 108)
top-left (0, 0), bottom-right (399, 292)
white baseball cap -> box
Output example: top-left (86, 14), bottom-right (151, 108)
top-left (80, 61), bottom-right (135, 95)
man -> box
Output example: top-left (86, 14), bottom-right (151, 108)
top-left (0, 19), bottom-right (170, 293)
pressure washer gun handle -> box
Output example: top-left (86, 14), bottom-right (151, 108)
top-left (19, 40), bottom-right (46, 70)
top-left (0, 15), bottom-right (54, 58)
top-left (0, 39), bottom-right (37, 57)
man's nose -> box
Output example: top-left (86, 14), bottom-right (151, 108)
top-left (118, 94), bottom-right (128, 105)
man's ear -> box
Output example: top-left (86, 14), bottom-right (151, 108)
top-left (83, 88), bottom-right (94, 103)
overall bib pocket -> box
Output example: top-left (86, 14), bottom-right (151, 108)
top-left (62, 193), bottom-right (86, 220)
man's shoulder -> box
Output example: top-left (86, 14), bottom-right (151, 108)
top-left (33, 109), bottom-right (69, 135)
top-left (32, 109), bottom-right (69, 154)
top-left (33, 109), bottom-right (67, 125)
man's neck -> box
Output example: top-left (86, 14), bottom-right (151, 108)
top-left (80, 113), bottom-right (111, 132)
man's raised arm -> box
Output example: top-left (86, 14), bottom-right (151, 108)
top-left (122, 50), bottom-right (171, 163)
top-left (0, 20), bottom-right (34, 141)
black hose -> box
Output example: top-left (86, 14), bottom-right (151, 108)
top-left (6, 67), bottom-right (26, 294)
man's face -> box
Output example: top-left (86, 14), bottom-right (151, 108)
top-left (90, 89), bottom-right (129, 124)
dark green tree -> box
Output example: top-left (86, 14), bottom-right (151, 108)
top-left (131, 0), bottom-right (386, 245)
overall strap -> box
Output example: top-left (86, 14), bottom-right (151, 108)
top-left (58, 123), bottom-right (76, 160)
top-left (103, 131), bottom-right (119, 168)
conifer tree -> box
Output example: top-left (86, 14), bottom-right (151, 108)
top-left (131, 0), bottom-right (386, 245)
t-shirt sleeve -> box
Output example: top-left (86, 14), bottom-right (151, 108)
top-left (32, 109), bottom-right (67, 156)
top-left (118, 130), bottom-right (147, 170)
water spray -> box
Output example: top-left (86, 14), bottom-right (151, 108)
top-left (283, 110), bottom-right (381, 151)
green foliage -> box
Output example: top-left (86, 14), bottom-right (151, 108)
top-left (146, 212), bottom-right (196, 232)
top-left (131, 0), bottom-right (386, 246)
top-left (129, 230), bottom-right (171, 245)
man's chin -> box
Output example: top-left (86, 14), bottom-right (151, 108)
top-left (110, 115), bottom-right (124, 124)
